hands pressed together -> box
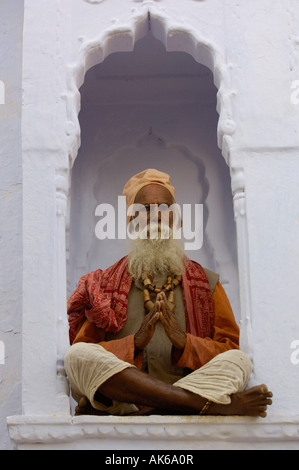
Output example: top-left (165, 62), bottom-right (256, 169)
top-left (134, 292), bottom-right (187, 351)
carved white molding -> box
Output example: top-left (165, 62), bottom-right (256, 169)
top-left (230, 165), bottom-right (253, 361)
top-left (7, 415), bottom-right (299, 449)
top-left (218, 131), bottom-right (253, 361)
top-left (55, 169), bottom-right (71, 399)
top-left (64, 7), bottom-right (236, 169)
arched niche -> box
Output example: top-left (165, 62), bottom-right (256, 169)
top-left (67, 32), bottom-right (240, 322)
top-left (8, 3), bottom-right (262, 448)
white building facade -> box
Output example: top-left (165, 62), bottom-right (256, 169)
top-left (1, 0), bottom-right (299, 450)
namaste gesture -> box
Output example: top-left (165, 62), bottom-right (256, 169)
top-left (134, 292), bottom-right (187, 351)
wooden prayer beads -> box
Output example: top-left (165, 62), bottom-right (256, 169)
top-left (141, 271), bottom-right (182, 313)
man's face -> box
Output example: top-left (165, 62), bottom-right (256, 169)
top-left (133, 183), bottom-right (175, 231)
top-left (127, 184), bottom-right (185, 278)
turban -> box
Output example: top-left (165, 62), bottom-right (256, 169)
top-left (122, 168), bottom-right (176, 207)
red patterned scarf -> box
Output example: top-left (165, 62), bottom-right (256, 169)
top-left (68, 255), bottom-right (214, 344)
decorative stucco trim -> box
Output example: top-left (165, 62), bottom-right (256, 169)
top-left (7, 414), bottom-right (299, 449)
top-left (64, 6), bottom-right (237, 169)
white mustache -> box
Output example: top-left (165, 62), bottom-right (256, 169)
top-left (127, 222), bottom-right (185, 279)
top-left (138, 221), bottom-right (172, 240)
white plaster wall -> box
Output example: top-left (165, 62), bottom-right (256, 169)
top-left (1, 0), bottom-right (299, 450)
top-left (245, 150), bottom-right (299, 415)
top-left (0, 0), bottom-right (24, 450)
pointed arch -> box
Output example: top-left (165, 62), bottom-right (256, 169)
top-left (65, 8), bottom-right (236, 169)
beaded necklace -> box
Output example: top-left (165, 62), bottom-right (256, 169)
top-left (141, 271), bottom-right (182, 313)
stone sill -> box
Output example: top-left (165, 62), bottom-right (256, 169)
top-left (7, 414), bottom-right (299, 450)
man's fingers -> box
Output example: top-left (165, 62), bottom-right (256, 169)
top-left (143, 310), bottom-right (160, 330)
top-left (158, 310), bottom-right (187, 350)
top-left (160, 291), bottom-right (167, 301)
top-left (160, 299), bottom-right (171, 319)
top-left (135, 311), bottom-right (160, 349)
top-left (158, 311), bottom-right (165, 325)
top-left (151, 311), bottom-right (160, 324)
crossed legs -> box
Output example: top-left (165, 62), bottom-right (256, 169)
top-left (95, 366), bottom-right (272, 417)
top-left (64, 343), bottom-right (272, 417)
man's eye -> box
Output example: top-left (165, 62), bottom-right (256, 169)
top-left (135, 205), bottom-right (149, 215)
top-left (139, 205), bottom-right (150, 212)
top-left (138, 204), bottom-right (171, 213)
top-left (159, 204), bottom-right (170, 211)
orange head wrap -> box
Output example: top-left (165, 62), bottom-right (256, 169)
top-left (122, 168), bottom-right (176, 208)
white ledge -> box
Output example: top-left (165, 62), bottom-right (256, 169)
top-left (7, 414), bottom-right (299, 450)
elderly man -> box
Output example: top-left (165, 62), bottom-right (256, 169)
top-left (65, 169), bottom-right (272, 417)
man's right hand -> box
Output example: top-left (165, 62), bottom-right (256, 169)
top-left (134, 307), bottom-right (160, 350)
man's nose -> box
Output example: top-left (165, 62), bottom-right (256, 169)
top-left (148, 205), bottom-right (161, 222)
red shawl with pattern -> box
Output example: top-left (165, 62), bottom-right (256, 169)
top-left (67, 255), bottom-right (215, 344)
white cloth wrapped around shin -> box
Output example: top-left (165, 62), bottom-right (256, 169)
top-left (174, 349), bottom-right (252, 404)
top-left (64, 342), bottom-right (139, 415)
top-left (64, 343), bottom-right (252, 414)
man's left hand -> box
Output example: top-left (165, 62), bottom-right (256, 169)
top-left (156, 292), bottom-right (187, 350)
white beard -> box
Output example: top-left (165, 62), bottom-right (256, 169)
top-left (127, 222), bottom-right (185, 280)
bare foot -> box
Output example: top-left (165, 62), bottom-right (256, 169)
top-left (75, 397), bottom-right (108, 416)
top-left (75, 385), bottom-right (273, 418)
top-left (130, 385), bottom-right (273, 418)
top-left (129, 406), bottom-right (157, 416)
top-left (210, 384), bottom-right (273, 418)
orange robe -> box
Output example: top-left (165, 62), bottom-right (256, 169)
top-left (72, 280), bottom-right (239, 373)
